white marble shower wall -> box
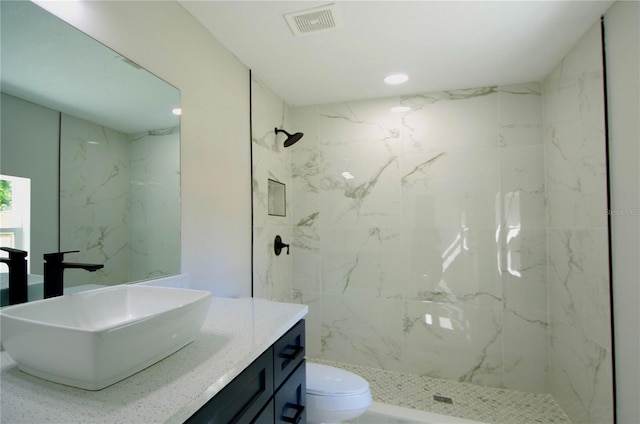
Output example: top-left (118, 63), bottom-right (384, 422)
top-left (251, 74), bottom-right (294, 300)
top-left (543, 22), bottom-right (613, 424)
top-left (250, 21), bottom-right (612, 420)
top-left (287, 83), bottom-right (548, 393)
top-left (60, 114), bottom-right (180, 287)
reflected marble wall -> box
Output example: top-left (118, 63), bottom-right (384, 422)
top-left (60, 114), bottom-right (180, 287)
top-left (129, 127), bottom-right (180, 282)
top-left (543, 22), bottom-right (613, 424)
top-left (287, 82), bottom-right (549, 393)
top-left (60, 113), bottom-right (130, 286)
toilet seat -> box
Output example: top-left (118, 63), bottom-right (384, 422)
top-left (306, 362), bottom-right (372, 423)
top-left (306, 363), bottom-right (370, 396)
top-left (307, 391), bottom-right (372, 412)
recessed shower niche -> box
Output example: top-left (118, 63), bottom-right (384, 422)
top-left (267, 179), bottom-right (286, 217)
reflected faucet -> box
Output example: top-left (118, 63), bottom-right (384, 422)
top-left (43, 251), bottom-right (104, 298)
top-left (0, 247), bottom-right (28, 305)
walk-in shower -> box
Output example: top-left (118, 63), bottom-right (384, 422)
top-left (251, 18), bottom-right (613, 424)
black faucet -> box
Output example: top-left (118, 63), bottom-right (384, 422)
top-left (0, 247), bottom-right (28, 305)
top-left (43, 251), bottom-right (104, 298)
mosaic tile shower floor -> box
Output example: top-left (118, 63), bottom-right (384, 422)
top-left (309, 358), bottom-right (572, 424)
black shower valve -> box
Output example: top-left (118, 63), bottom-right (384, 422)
top-left (274, 235), bottom-right (290, 256)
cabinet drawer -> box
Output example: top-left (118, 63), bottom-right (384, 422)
top-left (273, 320), bottom-right (305, 389)
top-left (252, 399), bottom-right (274, 424)
top-left (185, 348), bottom-right (274, 424)
top-left (274, 361), bottom-right (306, 424)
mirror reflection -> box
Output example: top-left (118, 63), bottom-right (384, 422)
top-left (0, 1), bottom-right (181, 298)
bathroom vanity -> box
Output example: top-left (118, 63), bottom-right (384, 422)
top-left (187, 320), bottom-right (306, 424)
top-left (0, 295), bottom-right (308, 423)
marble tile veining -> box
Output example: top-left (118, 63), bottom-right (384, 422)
top-left (256, 80), bottom-right (552, 395)
top-left (251, 74), bottom-right (294, 302)
top-left (128, 126), bottom-right (180, 282)
top-left (60, 113), bottom-right (130, 287)
top-left (252, 52), bottom-right (612, 424)
top-left (59, 113), bottom-right (180, 287)
top-left (543, 21), bottom-right (613, 424)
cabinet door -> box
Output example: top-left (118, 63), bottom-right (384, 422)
top-left (186, 348), bottom-right (274, 424)
top-left (274, 361), bottom-right (306, 424)
top-left (273, 320), bottom-right (305, 390)
top-left (252, 399), bottom-right (274, 424)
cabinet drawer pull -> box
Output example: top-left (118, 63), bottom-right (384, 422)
top-left (281, 403), bottom-right (305, 424)
top-left (279, 344), bottom-right (303, 361)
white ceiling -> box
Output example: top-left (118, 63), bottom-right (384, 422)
top-left (179, 0), bottom-right (614, 106)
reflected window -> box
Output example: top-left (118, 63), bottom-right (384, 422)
top-left (0, 175), bottom-right (31, 270)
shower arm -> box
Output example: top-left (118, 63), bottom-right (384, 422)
top-left (274, 127), bottom-right (304, 147)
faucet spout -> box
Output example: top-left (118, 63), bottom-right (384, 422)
top-left (0, 247), bottom-right (28, 305)
top-left (58, 262), bottom-right (104, 272)
top-left (43, 251), bottom-right (104, 299)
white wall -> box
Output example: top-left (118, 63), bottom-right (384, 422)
top-left (35, 1), bottom-right (252, 297)
top-left (0, 93), bottom-right (59, 275)
top-left (604, 2), bottom-right (640, 423)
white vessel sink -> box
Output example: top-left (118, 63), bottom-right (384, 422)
top-left (0, 285), bottom-right (212, 390)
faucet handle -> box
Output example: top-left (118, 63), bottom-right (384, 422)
top-left (44, 250), bottom-right (80, 262)
top-left (274, 235), bottom-right (290, 256)
top-left (0, 247), bottom-right (28, 259)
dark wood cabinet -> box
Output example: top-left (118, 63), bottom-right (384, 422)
top-left (274, 361), bottom-right (305, 424)
top-left (186, 320), bottom-right (305, 424)
top-left (253, 400), bottom-right (275, 424)
top-left (273, 320), bottom-right (305, 389)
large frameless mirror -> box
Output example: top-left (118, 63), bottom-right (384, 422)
top-left (0, 1), bottom-right (181, 300)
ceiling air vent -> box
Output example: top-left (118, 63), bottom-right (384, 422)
top-left (284, 3), bottom-right (342, 37)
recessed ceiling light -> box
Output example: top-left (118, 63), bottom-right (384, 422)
top-left (384, 73), bottom-right (409, 85)
top-left (172, 108), bottom-right (182, 116)
top-left (390, 106), bottom-right (411, 113)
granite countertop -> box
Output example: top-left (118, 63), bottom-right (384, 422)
top-left (0, 296), bottom-right (308, 423)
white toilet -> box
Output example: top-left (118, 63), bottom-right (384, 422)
top-left (306, 363), bottom-right (372, 423)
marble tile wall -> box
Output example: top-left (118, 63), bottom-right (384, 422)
top-left (251, 74), bottom-right (294, 301)
top-left (542, 22), bottom-right (613, 424)
top-left (128, 127), bottom-right (180, 282)
top-left (285, 83), bottom-right (549, 393)
top-left (60, 113), bottom-right (131, 287)
top-left (60, 114), bottom-right (180, 287)
top-left (250, 21), bottom-right (612, 415)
